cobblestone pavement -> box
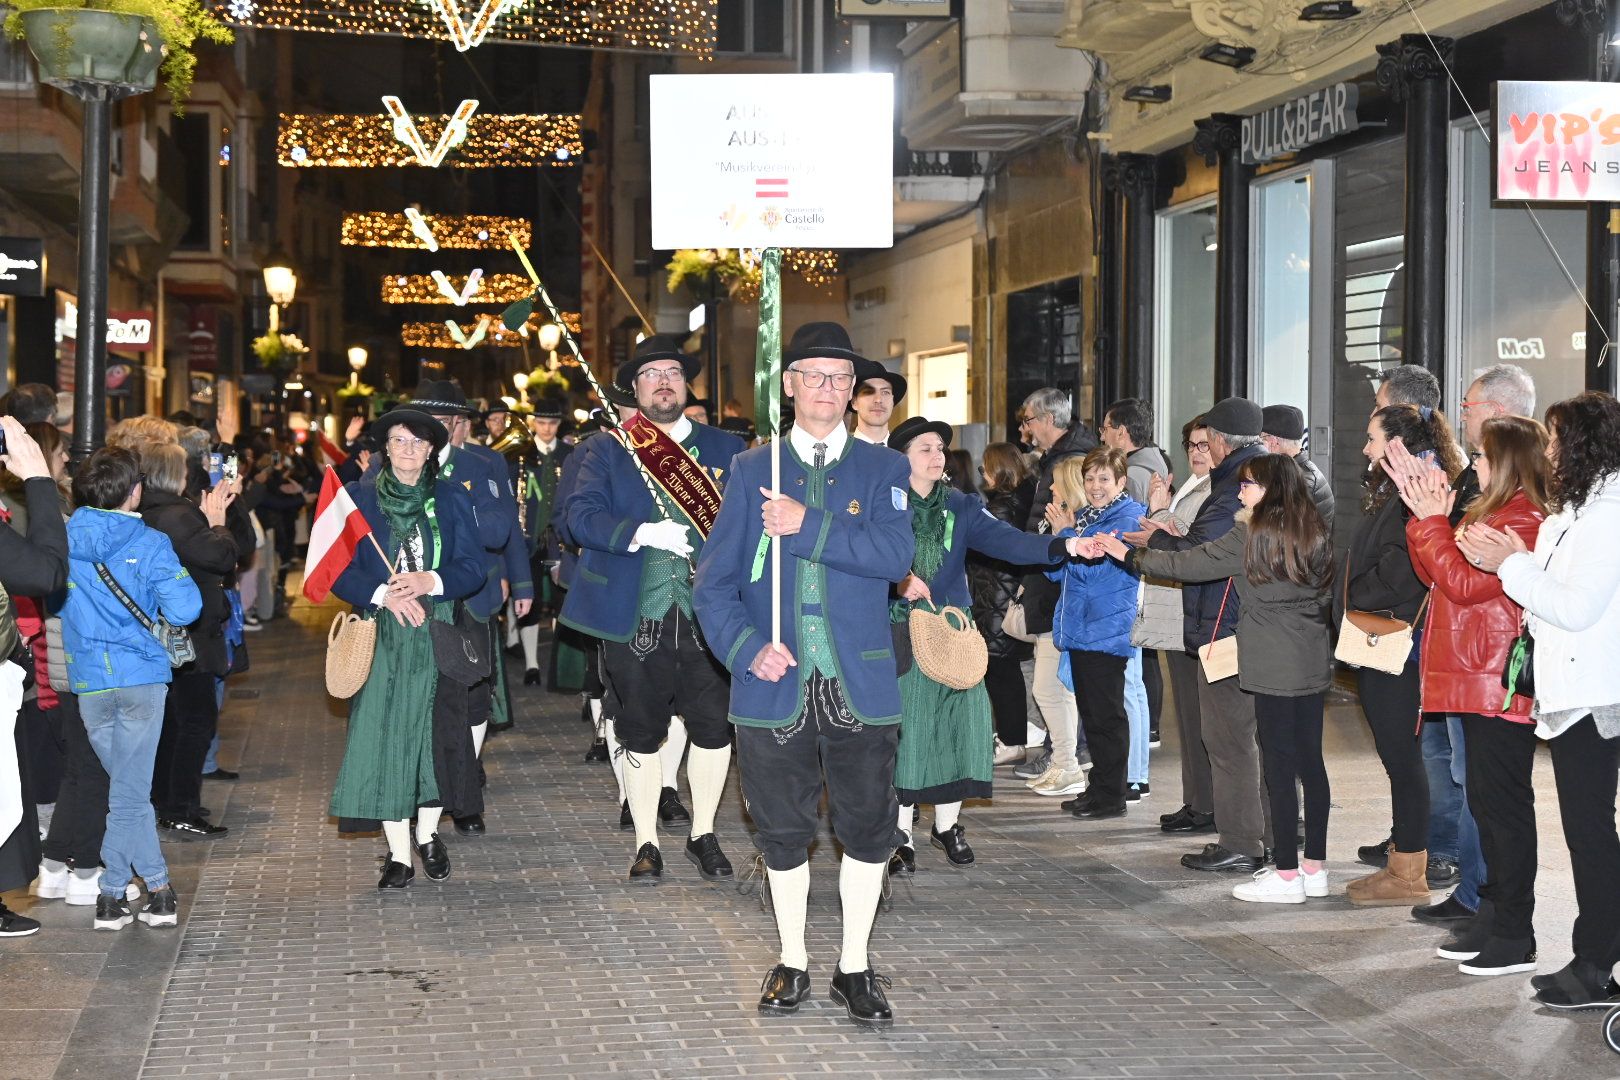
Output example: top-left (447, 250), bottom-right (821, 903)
top-left (7, 598), bottom-right (1620, 1079)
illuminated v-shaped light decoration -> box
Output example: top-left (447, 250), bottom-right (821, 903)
top-left (403, 207), bottom-right (441, 251)
top-left (431, 268), bottom-right (484, 306)
top-left (381, 96), bottom-right (479, 168)
top-left (446, 315), bottom-right (492, 349)
top-left (429, 0), bottom-right (523, 52)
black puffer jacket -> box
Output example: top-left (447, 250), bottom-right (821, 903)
top-left (1019, 423), bottom-right (1098, 634)
top-left (968, 478), bottom-right (1036, 661)
top-left (139, 489), bottom-right (239, 677)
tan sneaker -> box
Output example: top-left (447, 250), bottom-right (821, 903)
top-left (1031, 765), bottom-right (1088, 797)
top-left (1023, 764), bottom-right (1061, 790)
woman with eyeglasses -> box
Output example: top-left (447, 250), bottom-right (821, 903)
top-left (328, 406), bottom-right (484, 889)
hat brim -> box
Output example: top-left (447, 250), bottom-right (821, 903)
top-left (615, 352), bottom-right (703, 392)
top-left (888, 419), bottom-right (953, 452)
top-left (858, 369), bottom-right (907, 405)
top-left (373, 407), bottom-right (450, 454)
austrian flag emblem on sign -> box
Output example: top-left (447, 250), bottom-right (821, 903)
top-left (755, 178), bottom-right (789, 198)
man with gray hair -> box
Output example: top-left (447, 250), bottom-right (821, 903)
top-left (1375, 364), bottom-right (1441, 412)
top-left (1460, 363), bottom-right (1536, 451)
top-left (1013, 388), bottom-right (1097, 795)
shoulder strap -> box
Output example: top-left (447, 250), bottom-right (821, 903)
top-left (95, 562), bottom-right (156, 632)
top-left (1210, 578), bottom-right (1234, 647)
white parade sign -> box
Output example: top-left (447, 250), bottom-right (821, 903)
top-left (649, 73), bottom-right (895, 250)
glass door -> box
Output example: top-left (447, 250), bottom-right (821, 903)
top-left (1153, 197), bottom-right (1217, 478)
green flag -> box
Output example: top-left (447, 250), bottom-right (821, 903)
top-left (753, 248), bottom-right (783, 440)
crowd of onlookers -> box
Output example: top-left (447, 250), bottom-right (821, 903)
top-left (0, 387), bottom-right (338, 936)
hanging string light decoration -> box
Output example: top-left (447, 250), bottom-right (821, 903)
top-left (382, 96), bottom-right (479, 167)
top-left (214, 1), bottom-right (717, 56)
top-left (380, 272), bottom-right (534, 306)
top-left (402, 311), bottom-right (581, 350)
top-left (280, 109), bottom-right (582, 167)
top-left (341, 212), bottom-right (530, 250)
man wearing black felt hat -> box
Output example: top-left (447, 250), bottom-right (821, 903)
top-left (559, 334), bottom-right (746, 884)
top-left (1261, 404), bottom-right (1334, 529)
top-left (851, 367), bottom-right (906, 446)
top-left (694, 320), bottom-right (914, 1028)
top-left (506, 397), bottom-right (572, 686)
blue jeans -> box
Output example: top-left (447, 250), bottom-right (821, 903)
top-left (1422, 717), bottom-right (1484, 909)
top-left (1124, 648), bottom-right (1150, 786)
top-left (80, 684), bottom-right (171, 896)
top-left (202, 678), bottom-right (225, 774)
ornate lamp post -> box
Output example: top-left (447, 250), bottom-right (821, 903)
top-left (347, 344), bottom-right (368, 389)
top-left (262, 249), bottom-right (298, 331)
top-left (512, 370), bottom-right (530, 408)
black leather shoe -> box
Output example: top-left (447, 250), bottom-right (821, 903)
top-left (1426, 855), bottom-right (1460, 889)
top-left (1061, 793), bottom-right (1094, 813)
top-left (523, 668), bottom-right (541, 686)
top-left (629, 842), bottom-right (663, 881)
top-left (584, 738), bottom-right (609, 763)
top-left (658, 787), bottom-right (690, 825)
top-left (685, 833), bottom-right (735, 880)
top-left (1357, 835), bottom-right (1392, 868)
top-left (1412, 894), bottom-right (1477, 926)
top-left (1160, 807), bottom-right (1216, 833)
top-left (1181, 843), bottom-right (1261, 873)
top-left (931, 824), bottom-right (974, 865)
top-left (887, 845), bottom-right (915, 876)
top-left (377, 859), bottom-right (414, 889)
top-left (757, 964), bottom-right (811, 1014)
top-left (619, 800), bottom-right (633, 831)
top-left (415, 835), bottom-right (450, 881)
top-left (453, 814), bottom-right (485, 836)
top-left (201, 768), bottom-right (239, 780)
top-left (830, 966), bottom-right (894, 1027)
top-left (1073, 800), bottom-right (1127, 819)
top-left (160, 816), bottom-right (228, 839)
top-left (1160, 803), bottom-right (1191, 826)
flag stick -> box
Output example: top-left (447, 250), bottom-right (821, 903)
top-left (771, 437), bottom-right (781, 647)
top-left (368, 531), bottom-right (396, 577)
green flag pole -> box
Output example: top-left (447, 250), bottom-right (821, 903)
top-left (755, 248), bottom-right (784, 645)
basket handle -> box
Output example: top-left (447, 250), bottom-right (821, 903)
top-left (329, 612), bottom-right (351, 645)
top-left (941, 605), bottom-right (970, 631)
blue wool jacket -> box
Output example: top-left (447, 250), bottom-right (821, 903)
top-left (559, 422), bottom-right (745, 643)
top-left (330, 477), bottom-right (486, 613)
top-left (1045, 495), bottom-right (1147, 657)
top-left (63, 508), bottom-right (203, 693)
top-left (912, 488), bottom-right (1066, 608)
top-left (694, 437), bottom-right (915, 728)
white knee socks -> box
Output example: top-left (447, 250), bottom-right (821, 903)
top-left (519, 624), bottom-right (540, 671)
top-left (838, 856), bottom-right (887, 974)
top-left (685, 744), bottom-right (731, 838)
top-left (659, 715), bottom-right (688, 785)
top-left (471, 721), bottom-right (488, 758)
top-left (414, 806), bottom-right (439, 845)
top-left (767, 862), bottom-right (811, 970)
top-left (605, 716), bottom-right (626, 803)
top-left (623, 751), bottom-right (664, 849)
top-left (897, 803), bottom-right (913, 846)
top-left (382, 820), bottom-right (412, 865)
top-left (934, 801), bottom-right (961, 833)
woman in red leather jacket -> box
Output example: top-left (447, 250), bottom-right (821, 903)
top-left (1397, 415), bottom-right (1548, 978)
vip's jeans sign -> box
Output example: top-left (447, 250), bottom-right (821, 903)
top-left (1496, 81), bottom-right (1620, 201)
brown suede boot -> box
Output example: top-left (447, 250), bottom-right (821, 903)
top-left (1346, 848), bottom-right (1431, 906)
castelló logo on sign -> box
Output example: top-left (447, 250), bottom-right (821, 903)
top-left (761, 208), bottom-right (782, 230)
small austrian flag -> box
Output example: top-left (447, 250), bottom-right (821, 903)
top-left (754, 177), bottom-right (789, 199)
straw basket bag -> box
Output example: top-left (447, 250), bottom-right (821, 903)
top-left (325, 611), bottom-right (376, 699)
top-left (909, 603), bottom-right (988, 690)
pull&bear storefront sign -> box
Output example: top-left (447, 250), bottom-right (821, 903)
top-left (1240, 83), bottom-right (1359, 166)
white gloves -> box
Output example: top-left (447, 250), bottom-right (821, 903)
top-left (630, 519), bottom-right (693, 557)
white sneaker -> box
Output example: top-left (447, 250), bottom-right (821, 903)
top-left (64, 868), bottom-right (101, 906)
top-left (1232, 868), bottom-right (1307, 904)
top-left (1031, 765), bottom-right (1088, 797)
top-left (1302, 867), bottom-right (1328, 897)
top-left (992, 741), bottom-right (1025, 767)
top-left (31, 861), bottom-right (68, 900)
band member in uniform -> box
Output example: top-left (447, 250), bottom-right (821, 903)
top-left (694, 322), bottom-right (916, 1028)
top-left (493, 398), bottom-right (569, 686)
top-left (560, 337), bottom-right (744, 882)
top-left (394, 381), bottom-right (528, 835)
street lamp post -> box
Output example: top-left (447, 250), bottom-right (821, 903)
top-left (347, 345), bottom-right (368, 389)
top-left (512, 370), bottom-right (530, 408)
top-left (262, 250), bottom-right (298, 333)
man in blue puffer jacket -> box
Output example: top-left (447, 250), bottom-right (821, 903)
top-left (61, 448), bottom-right (201, 934)
top-left (1044, 447), bottom-right (1146, 817)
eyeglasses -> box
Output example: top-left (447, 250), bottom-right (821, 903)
top-left (387, 435), bottom-right (431, 452)
top-left (1238, 479), bottom-right (1261, 490)
top-left (1017, 415), bottom-right (1037, 430)
top-left (788, 367), bottom-right (855, 390)
top-left (636, 366), bottom-right (686, 385)
top-left (1459, 400), bottom-right (1494, 411)
top-left (1185, 440), bottom-right (1210, 453)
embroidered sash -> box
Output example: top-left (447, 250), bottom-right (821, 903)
top-left (620, 413), bottom-right (724, 538)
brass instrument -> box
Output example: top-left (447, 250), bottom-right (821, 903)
top-left (490, 420), bottom-right (536, 536)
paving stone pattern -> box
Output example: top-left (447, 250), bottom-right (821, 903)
top-left (116, 602), bottom-right (1607, 1079)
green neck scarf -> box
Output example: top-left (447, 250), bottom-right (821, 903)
top-left (377, 467), bottom-right (432, 568)
top-left (910, 483), bottom-right (951, 585)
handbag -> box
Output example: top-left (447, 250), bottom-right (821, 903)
top-left (909, 602), bottom-right (989, 690)
top-left (95, 562), bottom-right (195, 668)
top-left (1002, 586), bottom-right (1036, 644)
top-left (325, 611), bottom-right (376, 699)
top-left (430, 601), bottom-right (492, 687)
top-left (1197, 578), bottom-right (1239, 682)
top-left (1334, 554), bottom-right (1428, 676)
top-left (1499, 527), bottom-right (1565, 705)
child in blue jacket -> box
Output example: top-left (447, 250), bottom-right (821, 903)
top-left (62, 449), bottom-right (201, 932)
top-left (1045, 447), bottom-right (1146, 819)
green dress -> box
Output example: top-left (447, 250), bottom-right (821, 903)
top-left (892, 484), bottom-right (994, 805)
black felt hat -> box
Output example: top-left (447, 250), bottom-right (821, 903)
top-left (411, 380), bottom-right (475, 416)
top-left (888, 415), bottom-right (953, 453)
top-left (613, 334), bottom-right (701, 390)
top-left (858, 368), bottom-right (908, 406)
top-left (598, 378), bottom-right (637, 409)
top-left (718, 415), bottom-right (758, 440)
top-left (782, 322), bottom-right (885, 385)
top-left (1261, 404), bottom-right (1305, 442)
top-left (371, 406), bottom-right (449, 455)
top-left (531, 397), bottom-right (565, 420)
